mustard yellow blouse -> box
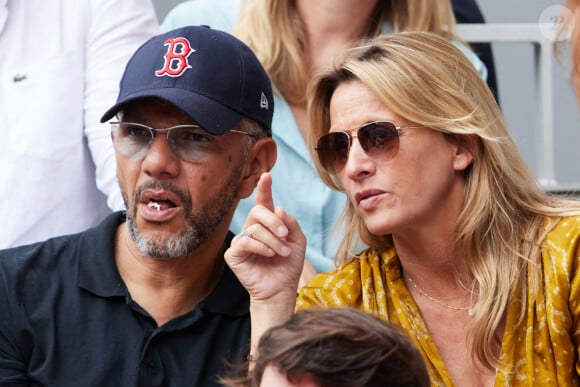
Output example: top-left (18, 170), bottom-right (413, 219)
top-left (296, 216), bottom-right (580, 386)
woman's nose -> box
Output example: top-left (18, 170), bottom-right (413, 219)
top-left (343, 138), bottom-right (375, 181)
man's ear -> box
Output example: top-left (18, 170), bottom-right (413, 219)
top-left (237, 138), bottom-right (277, 199)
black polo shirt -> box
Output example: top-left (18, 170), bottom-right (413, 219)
top-left (0, 212), bottom-right (250, 387)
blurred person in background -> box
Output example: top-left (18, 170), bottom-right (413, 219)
top-left (557, 0), bottom-right (580, 112)
top-left (451, 0), bottom-right (499, 103)
top-left (0, 0), bottom-right (158, 248)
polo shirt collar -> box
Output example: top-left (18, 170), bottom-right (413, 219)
top-left (77, 211), bottom-right (127, 298)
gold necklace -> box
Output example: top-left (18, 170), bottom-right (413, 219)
top-left (406, 275), bottom-right (474, 316)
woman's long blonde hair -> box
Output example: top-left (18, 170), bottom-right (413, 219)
top-left (308, 31), bottom-right (580, 370)
top-left (233, 0), bottom-right (460, 104)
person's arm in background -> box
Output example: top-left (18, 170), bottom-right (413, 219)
top-left (85, 0), bottom-right (159, 210)
top-left (451, 0), bottom-right (500, 104)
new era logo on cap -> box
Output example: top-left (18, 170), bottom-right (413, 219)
top-left (260, 92), bottom-right (269, 110)
top-left (101, 25), bottom-right (274, 136)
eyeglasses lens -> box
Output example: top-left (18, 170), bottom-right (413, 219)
top-left (112, 123), bottom-right (152, 159)
top-left (111, 122), bottom-right (212, 162)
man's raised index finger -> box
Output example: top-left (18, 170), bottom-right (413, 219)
top-left (254, 172), bottom-right (275, 211)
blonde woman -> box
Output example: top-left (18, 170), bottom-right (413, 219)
top-left (225, 31), bottom-right (580, 386)
top-left (162, 0), bottom-right (487, 279)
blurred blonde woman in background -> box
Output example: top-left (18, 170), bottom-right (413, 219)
top-left (162, 0), bottom-right (487, 283)
top-left (225, 31), bottom-right (580, 386)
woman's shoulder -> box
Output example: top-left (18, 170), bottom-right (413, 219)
top-left (538, 215), bottom-right (580, 262)
top-left (543, 215), bottom-right (580, 245)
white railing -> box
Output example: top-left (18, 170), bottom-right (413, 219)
top-left (456, 23), bottom-right (571, 192)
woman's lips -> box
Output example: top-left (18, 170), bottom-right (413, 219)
top-left (355, 189), bottom-right (387, 211)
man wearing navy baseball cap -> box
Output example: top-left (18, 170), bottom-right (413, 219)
top-left (0, 26), bottom-right (276, 386)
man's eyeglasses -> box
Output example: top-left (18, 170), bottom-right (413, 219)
top-left (315, 121), bottom-right (423, 174)
top-left (110, 121), bottom-right (255, 161)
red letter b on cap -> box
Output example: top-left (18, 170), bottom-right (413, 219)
top-left (155, 37), bottom-right (195, 77)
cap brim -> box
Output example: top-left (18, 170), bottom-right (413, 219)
top-left (100, 88), bottom-right (244, 135)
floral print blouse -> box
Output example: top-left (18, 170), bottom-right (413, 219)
top-left (296, 216), bottom-right (580, 386)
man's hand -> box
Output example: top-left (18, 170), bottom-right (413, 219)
top-left (225, 172), bottom-right (307, 303)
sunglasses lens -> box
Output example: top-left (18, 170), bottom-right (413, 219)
top-left (316, 132), bottom-right (350, 173)
top-left (358, 122), bottom-right (399, 162)
top-left (316, 122), bottom-right (401, 174)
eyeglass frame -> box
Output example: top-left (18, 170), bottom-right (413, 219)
top-left (109, 121), bottom-right (258, 162)
top-left (314, 120), bottom-right (424, 174)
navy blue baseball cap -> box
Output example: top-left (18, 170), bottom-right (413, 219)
top-left (100, 25), bottom-right (273, 135)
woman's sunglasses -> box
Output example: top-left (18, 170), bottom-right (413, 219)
top-left (315, 121), bottom-right (423, 174)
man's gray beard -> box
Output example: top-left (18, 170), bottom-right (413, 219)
top-left (122, 165), bottom-right (243, 260)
